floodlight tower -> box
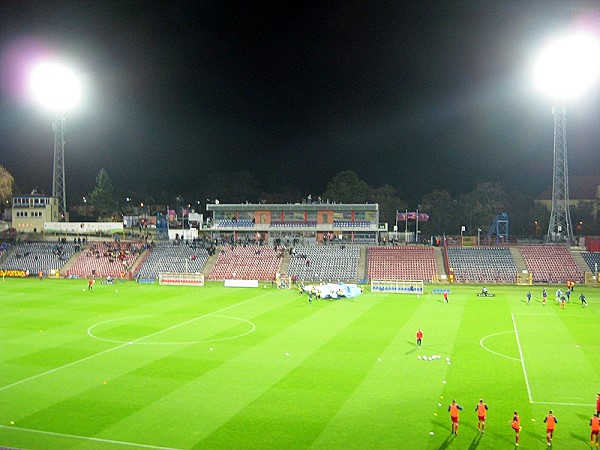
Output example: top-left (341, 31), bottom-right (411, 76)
top-left (30, 62), bottom-right (82, 220)
top-left (534, 32), bottom-right (600, 243)
top-left (548, 101), bottom-right (571, 243)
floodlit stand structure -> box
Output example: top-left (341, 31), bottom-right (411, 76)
top-left (547, 102), bottom-right (572, 242)
top-left (52, 112), bottom-right (67, 220)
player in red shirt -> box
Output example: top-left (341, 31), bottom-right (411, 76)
top-left (448, 400), bottom-right (463, 435)
top-left (544, 410), bottom-right (558, 446)
top-left (475, 399), bottom-right (488, 433)
top-left (443, 291), bottom-right (448, 303)
top-left (591, 413), bottom-right (600, 447)
top-left (416, 329), bottom-right (423, 347)
top-left (511, 411), bottom-right (522, 446)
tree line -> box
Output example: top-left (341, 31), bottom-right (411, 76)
top-left (2, 165), bottom-right (598, 237)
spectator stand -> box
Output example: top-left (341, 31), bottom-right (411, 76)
top-left (518, 244), bottom-right (583, 284)
top-left (287, 245), bottom-right (360, 283)
top-left (135, 241), bottom-right (209, 281)
top-left (207, 244), bottom-right (283, 281)
top-left (445, 247), bottom-right (517, 283)
top-left (67, 241), bottom-right (145, 278)
top-left (1, 241), bottom-right (78, 276)
top-left (367, 246), bottom-right (438, 283)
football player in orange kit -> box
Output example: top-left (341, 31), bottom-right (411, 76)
top-left (511, 411), bottom-right (522, 446)
top-left (448, 399), bottom-right (463, 435)
top-left (475, 399), bottom-right (488, 433)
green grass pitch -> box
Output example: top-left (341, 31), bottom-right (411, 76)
top-left (0, 278), bottom-right (598, 449)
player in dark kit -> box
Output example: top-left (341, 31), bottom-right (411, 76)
top-left (580, 292), bottom-right (588, 307)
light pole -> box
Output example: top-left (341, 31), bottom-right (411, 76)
top-left (30, 61), bottom-right (82, 221)
top-left (534, 32), bottom-right (600, 243)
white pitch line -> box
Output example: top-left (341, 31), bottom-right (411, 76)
top-left (532, 400), bottom-right (595, 407)
top-left (511, 313), bottom-right (533, 403)
top-left (0, 293), bottom-right (267, 392)
top-left (87, 314), bottom-right (256, 345)
top-left (0, 424), bottom-right (183, 450)
top-left (479, 331), bottom-right (521, 362)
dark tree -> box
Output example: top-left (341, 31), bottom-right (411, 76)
top-left (89, 169), bottom-right (118, 220)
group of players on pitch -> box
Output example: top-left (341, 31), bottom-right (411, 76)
top-left (527, 287), bottom-right (588, 307)
top-left (447, 395), bottom-right (600, 447)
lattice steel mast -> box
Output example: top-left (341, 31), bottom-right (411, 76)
top-left (52, 111), bottom-right (67, 219)
top-left (547, 102), bottom-right (572, 243)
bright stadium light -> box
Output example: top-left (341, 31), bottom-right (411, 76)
top-left (30, 61), bottom-right (82, 111)
top-left (29, 60), bottom-right (83, 220)
top-left (534, 32), bottom-right (600, 101)
top-left (534, 31), bottom-right (600, 243)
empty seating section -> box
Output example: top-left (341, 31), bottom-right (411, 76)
top-left (582, 252), bottom-right (600, 273)
top-left (208, 245), bottom-right (282, 280)
top-left (519, 245), bottom-right (583, 283)
top-left (217, 219), bottom-right (254, 227)
top-left (136, 242), bottom-right (209, 279)
top-left (367, 247), bottom-right (438, 281)
top-left (446, 247), bottom-right (517, 283)
top-left (1, 241), bottom-right (77, 274)
top-left (287, 246), bottom-right (360, 282)
top-left (68, 241), bottom-right (145, 278)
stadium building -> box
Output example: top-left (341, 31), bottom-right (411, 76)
top-left (11, 191), bottom-right (59, 233)
top-left (206, 202), bottom-right (380, 245)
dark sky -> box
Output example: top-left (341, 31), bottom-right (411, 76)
top-left (1, 1), bottom-right (600, 206)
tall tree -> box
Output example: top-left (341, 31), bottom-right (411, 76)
top-left (507, 191), bottom-right (549, 237)
top-left (571, 201), bottom-right (598, 236)
top-left (322, 171), bottom-right (370, 204)
top-left (460, 182), bottom-right (509, 234)
top-left (370, 184), bottom-right (406, 227)
top-left (89, 169), bottom-right (118, 220)
top-left (420, 189), bottom-right (458, 235)
top-left (0, 165), bottom-right (14, 213)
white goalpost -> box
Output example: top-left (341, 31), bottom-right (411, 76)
top-left (370, 280), bottom-right (424, 294)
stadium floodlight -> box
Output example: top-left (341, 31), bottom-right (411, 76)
top-left (534, 32), bottom-right (600, 101)
top-left (29, 61), bottom-right (82, 220)
top-left (30, 62), bottom-right (82, 111)
top-left (533, 31), bottom-right (600, 243)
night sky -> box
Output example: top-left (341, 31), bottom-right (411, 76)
top-left (1, 1), bottom-right (600, 206)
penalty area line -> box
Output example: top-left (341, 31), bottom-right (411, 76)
top-left (0, 424), bottom-right (183, 450)
top-left (511, 313), bottom-right (533, 403)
